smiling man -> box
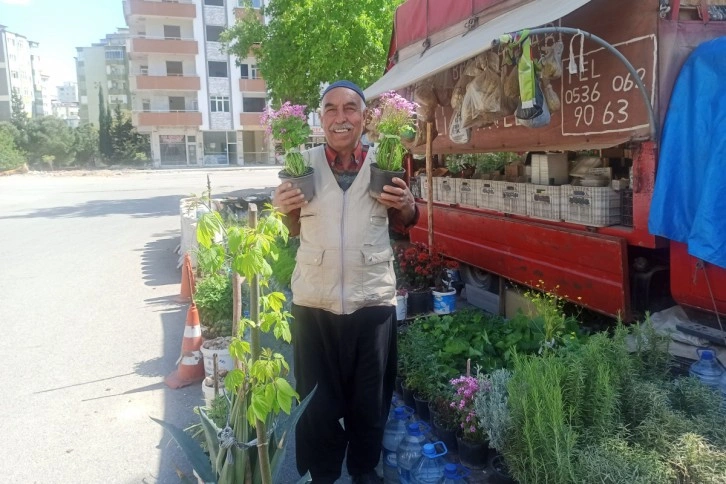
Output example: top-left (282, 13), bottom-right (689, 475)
top-left (273, 81), bottom-right (418, 484)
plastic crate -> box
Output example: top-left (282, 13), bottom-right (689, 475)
top-left (561, 185), bottom-right (621, 227)
top-left (418, 175), bottom-right (436, 200)
top-left (531, 153), bottom-right (569, 185)
top-left (526, 185), bottom-right (562, 221)
top-left (476, 180), bottom-right (502, 210)
top-left (621, 189), bottom-right (634, 227)
top-left (499, 182), bottom-right (527, 215)
top-left (455, 179), bottom-right (480, 207)
top-left (435, 177), bottom-right (457, 204)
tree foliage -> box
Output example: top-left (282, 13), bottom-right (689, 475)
top-left (98, 87), bottom-right (113, 159)
top-left (0, 122), bottom-right (26, 170)
top-left (109, 104), bottom-right (150, 163)
top-left (25, 117), bottom-right (76, 167)
top-left (221, 0), bottom-right (402, 108)
top-left (10, 89), bottom-right (28, 134)
top-left (74, 123), bottom-right (99, 165)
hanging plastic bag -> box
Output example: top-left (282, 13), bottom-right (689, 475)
top-left (540, 40), bottom-right (564, 80)
top-left (449, 107), bottom-right (471, 144)
top-left (433, 69), bottom-right (455, 108)
top-left (542, 79), bottom-right (561, 112)
top-left (460, 67), bottom-right (503, 128)
top-left (405, 119), bottom-right (439, 148)
top-left (520, 81), bottom-right (551, 128)
top-left (414, 80), bottom-right (438, 122)
top-left (451, 60), bottom-right (476, 110)
top-left (501, 63), bottom-right (520, 116)
top-left (515, 37), bottom-right (544, 121)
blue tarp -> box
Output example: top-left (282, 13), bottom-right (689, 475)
top-left (648, 37), bottom-right (726, 269)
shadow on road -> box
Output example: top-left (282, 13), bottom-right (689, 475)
top-left (140, 231), bottom-right (181, 287)
top-left (0, 194), bottom-right (181, 219)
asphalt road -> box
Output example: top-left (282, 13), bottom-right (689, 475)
top-left (0, 168), bottom-right (291, 483)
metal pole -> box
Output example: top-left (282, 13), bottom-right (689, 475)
top-left (425, 122), bottom-right (434, 252)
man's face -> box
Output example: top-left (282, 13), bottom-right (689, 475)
top-left (321, 87), bottom-right (365, 153)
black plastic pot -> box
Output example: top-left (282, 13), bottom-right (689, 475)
top-left (413, 394), bottom-right (430, 423)
top-left (369, 162), bottom-right (405, 199)
top-left (407, 289), bottom-right (432, 316)
top-left (278, 167), bottom-right (315, 202)
top-left (456, 433), bottom-right (489, 470)
top-left (488, 451), bottom-right (516, 484)
top-left (431, 417), bottom-right (458, 454)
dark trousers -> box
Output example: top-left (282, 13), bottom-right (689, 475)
top-left (292, 304), bottom-right (397, 483)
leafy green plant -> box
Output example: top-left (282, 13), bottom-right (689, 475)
top-left (154, 205), bottom-right (314, 484)
top-left (524, 282), bottom-right (582, 354)
top-left (195, 273), bottom-right (234, 339)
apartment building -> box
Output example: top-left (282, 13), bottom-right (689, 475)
top-left (123, 0), bottom-right (270, 167)
top-left (57, 81), bottom-right (78, 103)
top-left (0, 26), bottom-right (38, 121)
top-left (75, 29), bottom-right (132, 126)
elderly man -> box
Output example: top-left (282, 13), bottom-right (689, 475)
top-left (273, 80), bottom-right (418, 484)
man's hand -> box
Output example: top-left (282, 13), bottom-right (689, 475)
top-left (377, 177), bottom-right (416, 224)
top-left (273, 182), bottom-right (307, 214)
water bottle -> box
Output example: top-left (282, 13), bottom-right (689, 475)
top-left (382, 406), bottom-right (413, 484)
top-left (397, 422), bottom-right (430, 484)
top-left (689, 348), bottom-right (724, 388)
top-left (411, 441), bottom-right (448, 484)
top-left (442, 463), bottom-right (469, 483)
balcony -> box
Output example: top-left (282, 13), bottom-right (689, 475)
top-left (124, 0), bottom-right (196, 21)
top-left (134, 110), bottom-right (202, 127)
top-left (129, 37), bottom-right (198, 56)
top-left (238, 78), bottom-right (265, 92)
top-left (239, 112), bottom-right (264, 128)
top-left (133, 75), bottom-right (200, 91)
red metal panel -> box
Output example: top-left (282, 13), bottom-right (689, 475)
top-left (411, 203), bottom-right (631, 319)
top-left (670, 242), bottom-right (726, 316)
top-left (395, 0), bottom-right (428, 49)
top-left (429, 0), bottom-right (473, 34)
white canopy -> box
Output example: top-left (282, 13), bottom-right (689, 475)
top-left (364, 0), bottom-right (592, 99)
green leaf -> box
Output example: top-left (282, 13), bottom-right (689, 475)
top-left (150, 416), bottom-right (216, 483)
top-left (225, 369), bottom-right (245, 392)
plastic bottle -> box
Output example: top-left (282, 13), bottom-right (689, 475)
top-left (442, 463), bottom-right (470, 483)
top-left (382, 406), bottom-right (413, 484)
top-left (411, 441), bottom-right (448, 484)
top-left (689, 348), bottom-right (724, 388)
top-left (396, 422), bottom-right (430, 484)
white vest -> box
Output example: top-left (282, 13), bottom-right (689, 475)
top-left (291, 145), bottom-right (397, 314)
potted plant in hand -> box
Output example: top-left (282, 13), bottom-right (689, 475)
top-left (261, 102), bottom-right (314, 201)
top-left (367, 91), bottom-right (418, 198)
top-left (450, 371), bottom-right (491, 470)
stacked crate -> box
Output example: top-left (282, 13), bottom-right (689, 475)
top-left (561, 185), bottom-right (622, 226)
top-left (526, 185), bottom-right (562, 221)
top-left (499, 182), bottom-right (528, 215)
top-left (531, 153), bottom-right (569, 185)
top-left (455, 179), bottom-right (480, 207)
top-left (477, 180), bottom-right (501, 211)
top-left (435, 178), bottom-right (457, 204)
top-left (418, 175), bottom-right (435, 200)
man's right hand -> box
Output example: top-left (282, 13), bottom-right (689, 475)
top-left (273, 182), bottom-right (307, 214)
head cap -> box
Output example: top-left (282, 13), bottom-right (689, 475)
top-left (321, 80), bottom-right (365, 103)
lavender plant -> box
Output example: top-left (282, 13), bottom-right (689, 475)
top-left (369, 91), bottom-right (417, 171)
top-left (474, 369), bottom-right (512, 451)
top-left (261, 102), bottom-right (312, 177)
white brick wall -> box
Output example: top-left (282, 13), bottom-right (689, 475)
top-left (204, 6), bottom-right (226, 25)
top-left (207, 77), bottom-right (229, 95)
top-left (210, 112), bottom-right (232, 131)
top-left (205, 42), bottom-right (226, 61)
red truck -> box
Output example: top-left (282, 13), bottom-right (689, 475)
top-left (364, 0), bottom-right (726, 322)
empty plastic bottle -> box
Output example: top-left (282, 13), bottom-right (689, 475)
top-left (382, 406), bottom-right (413, 484)
top-left (396, 422), bottom-right (430, 484)
top-left (689, 348), bottom-right (724, 388)
top-left (411, 441), bottom-right (448, 484)
top-left (442, 463), bottom-right (469, 483)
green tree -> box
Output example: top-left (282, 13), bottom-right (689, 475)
top-left (109, 104), bottom-right (150, 164)
top-left (74, 123), bottom-right (99, 165)
top-left (0, 123), bottom-right (26, 170)
top-left (10, 88), bottom-right (28, 133)
top-left (221, 0), bottom-right (402, 108)
top-left (98, 87), bottom-right (113, 159)
top-left (25, 117), bottom-right (76, 168)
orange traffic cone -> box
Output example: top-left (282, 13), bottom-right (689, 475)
top-left (177, 253), bottom-right (195, 302)
top-left (165, 303), bottom-right (205, 389)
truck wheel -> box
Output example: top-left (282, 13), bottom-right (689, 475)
top-left (459, 265), bottom-right (493, 290)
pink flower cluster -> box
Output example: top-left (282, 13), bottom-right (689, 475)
top-left (450, 375), bottom-right (490, 441)
top-left (260, 101), bottom-right (308, 137)
top-left (369, 91), bottom-right (418, 136)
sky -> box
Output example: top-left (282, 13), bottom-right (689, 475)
top-left (1, 0), bottom-right (126, 87)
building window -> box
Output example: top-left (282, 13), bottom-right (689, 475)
top-left (208, 61), bottom-right (228, 77)
top-left (169, 96), bottom-right (186, 111)
top-left (166, 61), bottom-right (183, 76)
top-left (240, 64), bottom-right (259, 79)
top-left (105, 50), bottom-right (124, 60)
top-left (163, 25), bottom-right (182, 40)
top-left (243, 97), bottom-right (265, 112)
top-left (204, 0), bottom-right (224, 5)
top-left (210, 96), bottom-right (230, 112)
top-left (142, 99), bottom-right (151, 112)
top-left (206, 25), bottom-right (225, 42)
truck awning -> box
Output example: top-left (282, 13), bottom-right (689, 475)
top-left (364, 0), bottom-right (592, 99)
